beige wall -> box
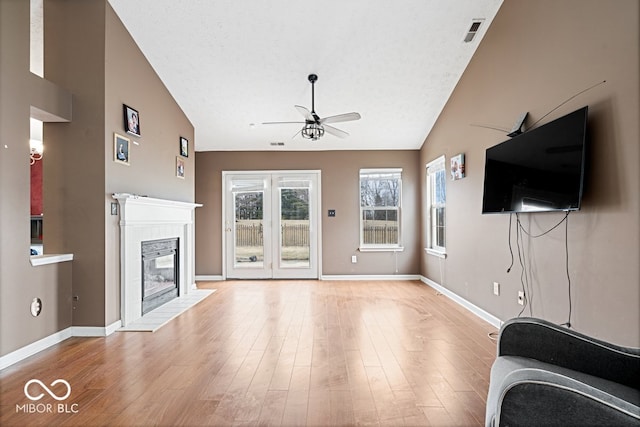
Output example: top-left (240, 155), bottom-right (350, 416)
top-left (195, 151), bottom-right (420, 276)
top-left (45, 0), bottom-right (109, 327)
top-left (0, 0), bottom-right (73, 355)
top-left (420, 0), bottom-right (639, 346)
top-left (104, 5), bottom-right (195, 325)
top-left (1, 0), bottom-right (195, 357)
top-left (44, 0), bottom-right (194, 328)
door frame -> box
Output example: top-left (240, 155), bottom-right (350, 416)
top-left (221, 170), bottom-right (322, 279)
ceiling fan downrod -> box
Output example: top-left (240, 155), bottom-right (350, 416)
top-left (302, 73), bottom-right (323, 139)
top-left (308, 74), bottom-right (318, 117)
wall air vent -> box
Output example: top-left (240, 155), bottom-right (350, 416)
top-left (464, 19), bottom-right (484, 42)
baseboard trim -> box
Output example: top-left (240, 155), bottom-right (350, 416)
top-left (0, 327), bottom-right (72, 371)
top-left (0, 320), bottom-right (123, 371)
top-left (321, 274), bottom-right (421, 281)
top-left (195, 275), bottom-right (225, 281)
top-left (72, 320), bottom-right (122, 337)
top-left (420, 276), bottom-right (503, 329)
top-left (196, 274), bottom-right (423, 282)
top-left (105, 320), bottom-right (122, 336)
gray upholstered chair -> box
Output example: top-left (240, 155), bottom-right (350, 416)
top-left (486, 317), bottom-right (640, 426)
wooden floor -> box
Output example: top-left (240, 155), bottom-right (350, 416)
top-left (0, 280), bottom-right (498, 426)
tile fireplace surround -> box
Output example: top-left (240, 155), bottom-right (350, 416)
top-left (113, 194), bottom-right (201, 327)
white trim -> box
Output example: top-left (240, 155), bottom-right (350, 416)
top-left (420, 275), bottom-right (503, 329)
top-left (0, 320), bottom-right (124, 371)
top-left (359, 168), bottom-right (403, 249)
top-left (425, 248), bottom-right (447, 258)
top-left (426, 155), bottom-right (446, 170)
top-left (30, 253), bottom-right (73, 266)
top-left (196, 275), bottom-right (225, 281)
top-left (71, 320), bottom-right (122, 337)
top-left (322, 274), bottom-right (420, 281)
top-left (359, 167), bottom-right (403, 175)
top-left (359, 246), bottom-right (404, 252)
top-left (0, 327), bottom-right (72, 371)
top-left (105, 320), bottom-right (123, 335)
top-left (70, 327), bottom-right (109, 337)
top-left (426, 155), bottom-right (447, 254)
top-left (221, 173), bottom-right (227, 279)
top-left (112, 193), bottom-right (202, 210)
top-left (222, 170), bottom-right (322, 280)
top-left (113, 194), bottom-right (200, 327)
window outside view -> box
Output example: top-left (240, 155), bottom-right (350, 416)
top-left (360, 170), bottom-right (402, 247)
top-left (427, 158), bottom-right (446, 252)
top-left (234, 188), bottom-right (311, 267)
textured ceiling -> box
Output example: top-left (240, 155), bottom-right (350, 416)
top-left (108, 0), bottom-right (503, 152)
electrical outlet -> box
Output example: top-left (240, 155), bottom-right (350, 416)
top-left (518, 291), bottom-right (525, 305)
top-left (493, 282), bottom-right (500, 296)
top-left (351, 255), bottom-right (357, 264)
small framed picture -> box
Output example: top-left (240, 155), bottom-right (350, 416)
top-left (451, 153), bottom-right (465, 180)
top-left (123, 104), bottom-right (140, 137)
top-left (179, 136), bottom-right (188, 157)
top-left (114, 133), bottom-right (130, 165)
top-left (176, 156), bottom-right (185, 179)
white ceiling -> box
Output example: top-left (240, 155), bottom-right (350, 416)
top-left (107, 0), bottom-right (503, 152)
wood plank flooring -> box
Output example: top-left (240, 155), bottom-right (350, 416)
top-left (0, 280), bottom-right (498, 426)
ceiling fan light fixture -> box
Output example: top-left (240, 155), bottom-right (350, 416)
top-left (263, 74), bottom-right (360, 141)
top-left (301, 122), bottom-right (324, 141)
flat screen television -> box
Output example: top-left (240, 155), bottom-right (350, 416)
top-left (482, 106), bottom-right (588, 214)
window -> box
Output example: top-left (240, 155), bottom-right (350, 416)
top-left (359, 168), bottom-right (402, 250)
top-left (426, 157), bottom-right (446, 255)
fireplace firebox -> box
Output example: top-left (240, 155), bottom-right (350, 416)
top-left (141, 238), bottom-right (179, 314)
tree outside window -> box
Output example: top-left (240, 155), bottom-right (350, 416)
top-left (359, 169), bottom-right (402, 248)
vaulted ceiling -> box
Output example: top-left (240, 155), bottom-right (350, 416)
top-left (108, 0), bottom-right (503, 152)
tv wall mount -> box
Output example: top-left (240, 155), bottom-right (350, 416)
top-left (507, 112), bottom-right (528, 137)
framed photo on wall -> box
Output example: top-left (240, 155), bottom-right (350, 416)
top-left (123, 104), bottom-right (140, 137)
top-left (179, 136), bottom-right (188, 157)
top-left (451, 153), bottom-right (465, 180)
top-left (176, 156), bottom-right (185, 179)
top-left (114, 133), bottom-right (130, 165)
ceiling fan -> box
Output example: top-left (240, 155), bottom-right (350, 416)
top-left (262, 74), bottom-right (361, 141)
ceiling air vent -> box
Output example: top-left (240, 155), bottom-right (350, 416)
top-left (464, 19), bottom-right (484, 43)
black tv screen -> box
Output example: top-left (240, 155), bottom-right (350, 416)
top-left (482, 106), bottom-right (588, 214)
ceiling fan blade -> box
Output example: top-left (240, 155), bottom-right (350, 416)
top-left (262, 121), bottom-right (306, 125)
top-left (320, 112), bottom-right (361, 124)
top-left (324, 124), bottom-right (349, 138)
top-left (295, 105), bottom-right (315, 122)
top-left (291, 128), bottom-right (303, 139)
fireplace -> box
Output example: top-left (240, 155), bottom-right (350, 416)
top-left (113, 193), bottom-right (201, 327)
top-left (142, 238), bottom-right (179, 314)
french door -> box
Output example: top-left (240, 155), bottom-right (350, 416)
top-left (224, 171), bottom-right (320, 279)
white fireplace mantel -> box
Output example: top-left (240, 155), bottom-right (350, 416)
top-left (113, 193), bottom-right (202, 327)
